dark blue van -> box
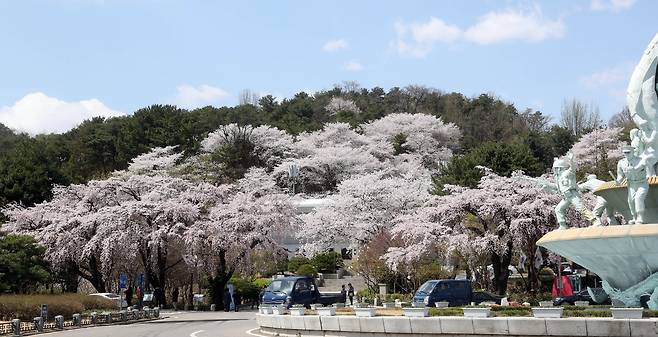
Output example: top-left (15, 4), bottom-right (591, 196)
top-left (413, 279), bottom-right (472, 307)
top-left (261, 276), bottom-right (342, 308)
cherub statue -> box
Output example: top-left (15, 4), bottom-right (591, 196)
top-left (578, 174), bottom-right (618, 226)
top-left (616, 145), bottom-right (649, 224)
top-left (524, 152), bottom-right (600, 230)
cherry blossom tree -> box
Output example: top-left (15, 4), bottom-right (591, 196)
top-left (325, 97), bottom-right (362, 116)
top-left (184, 168), bottom-right (295, 306)
top-left (362, 113), bottom-right (461, 168)
top-left (385, 169), bottom-right (573, 294)
top-left (570, 127), bottom-right (624, 176)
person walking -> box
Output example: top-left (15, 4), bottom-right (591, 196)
top-left (347, 283), bottom-right (355, 306)
top-left (172, 288), bottom-right (179, 310)
top-left (340, 285), bottom-right (347, 304)
top-left (125, 287), bottom-right (133, 307)
top-left (228, 282), bottom-right (236, 311)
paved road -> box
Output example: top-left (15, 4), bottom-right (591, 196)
top-left (45, 310), bottom-right (264, 337)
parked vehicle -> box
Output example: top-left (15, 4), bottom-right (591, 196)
top-left (89, 292), bottom-right (128, 308)
top-left (260, 276), bottom-right (343, 308)
top-left (413, 280), bottom-right (502, 307)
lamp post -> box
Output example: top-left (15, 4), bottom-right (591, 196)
top-left (288, 163), bottom-right (299, 195)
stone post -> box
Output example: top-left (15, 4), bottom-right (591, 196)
top-left (154, 307), bottom-right (160, 318)
top-left (33, 317), bottom-right (43, 332)
top-left (90, 312), bottom-right (98, 325)
top-left (54, 315), bottom-right (64, 330)
top-left (10, 319), bottom-right (20, 336)
top-left (210, 304), bottom-right (216, 311)
top-left (120, 310), bottom-right (127, 321)
top-left (378, 283), bottom-right (387, 301)
top-left (106, 313), bottom-right (112, 324)
top-left (72, 313), bottom-right (81, 327)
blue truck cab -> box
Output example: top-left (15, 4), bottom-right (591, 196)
top-left (413, 279), bottom-right (473, 307)
top-left (261, 276), bottom-right (342, 308)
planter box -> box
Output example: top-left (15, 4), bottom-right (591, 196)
top-left (332, 303), bottom-right (345, 308)
top-left (611, 307), bottom-right (643, 319)
top-left (317, 307), bottom-right (336, 316)
top-left (290, 307), bottom-right (305, 316)
top-left (411, 301), bottom-right (425, 308)
top-left (272, 305), bottom-right (287, 315)
top-left (574, 301), bottom-right (590, 307)
top-left (354, 308), bottom-right (377, 317)
top-left (435, 301), bottom-right (449, 308)
top-left (382, 302), bottom-right (396, 309)
top-left (403, 307), bottom-right (429, 317)
top-left (532, 307), bottom-right (563, 318)
top-left (463, 307), bottom-right (491, 318)
top-left (539, 301), bottom-right (554, 307)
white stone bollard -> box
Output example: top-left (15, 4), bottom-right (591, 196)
top-left (91, 312), bottom-right (98, 325)
top-left (72, 313), bottom-right (82, 327)
top-left (54, 315), bottom-right (64, 329)
top-left (210, 304), bottom-right (216, 311)
top-left (11, 319), bottom-right (21, 336)
top-left (33, 317), bottom-right (44, 332)
top-left (154, 307), bottom-right (160, 318)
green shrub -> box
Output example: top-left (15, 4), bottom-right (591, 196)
top-left (288, 256), bottom-right (311, 273)
top-left (644, 310), bottom-right (658, 318)
top-left (564, 309), bottom-right (611, 317)
top-left (429, 307), bottom-right (463, 316)
top-left (296, 264), bottom-right (317, 277)
top-left (387, 293), bottom-right (412, 302)
top-left (311, 252), bottom-right (343, 273)
top-left (0, 294), bottom-right (116, 321)
top-left (355, 288), bottom-right (377, 299)
top-left (253, 278), bottom-right (272, 290)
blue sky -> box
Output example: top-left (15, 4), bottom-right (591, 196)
top-left (0, 0), bottom-right (655, 133)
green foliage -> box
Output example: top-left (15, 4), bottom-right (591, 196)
top-left (0, 87), bottom-right (563, 212)
top-left (288, 256), bottom-right (311, 273)
top-left (311, 252), bottom-right (344, 273)
top-left (253, 278), bottom-right (272, 290)
top-left (229, 276), bottom-right (268, 300)
top-left (428, 307), bottom-right (464, 316)
top-left (355, 288), bottom-right (377, 299)
top-left (432, 142), bottom-right (542, 194)
top-left (0, 293), bottom-right (115, 321)
top-left (295, 264), bottom-right (318, 277)
top-left (0, 234), bottom-right (50, 293)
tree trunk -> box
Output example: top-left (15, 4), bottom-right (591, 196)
top-left (81, 255), bottom-right (107, 293)
top-left (490, 240), bottom-right (513, 295)
top-left (209, 250), bottom-right (233, 310)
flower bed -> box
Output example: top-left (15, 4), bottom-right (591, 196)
top-left (0, 294), bottom-right (116, 321)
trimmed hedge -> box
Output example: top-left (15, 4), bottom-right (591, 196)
top-left (0, 294), bottom-right (116, 321)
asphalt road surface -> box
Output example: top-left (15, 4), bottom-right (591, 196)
top-left (45, 310), bottom-right (264, 337)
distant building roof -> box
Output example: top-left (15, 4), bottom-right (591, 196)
top-left (294, 198), bottom-right (334, 214)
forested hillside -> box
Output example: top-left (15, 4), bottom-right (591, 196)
top-left (0, 85), bottom-right (588, 209)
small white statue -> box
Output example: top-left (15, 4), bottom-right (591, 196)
top-left (637, 121), bottom-right (658, 177)
top-left (537, 152), bottom-right (600, 229)
top-left (616, 145), bottom-right (649, 224)
top-left (578, 174), bottom-right (618, 226)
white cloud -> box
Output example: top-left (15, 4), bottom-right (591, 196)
top-left (393, 8), bottom-right (565, 57)
top-left (345, 60), bottom-right (364, 72)
top-left (0, 92), bottom-right (124, 134)
top-left (464, 9), bottom-right (565, 45)
top-left (174, 84), bottom-right (230, 109)
top-left (323, 39), bottom-right (349, 52)
top-left (580, 63), bottom-right (633, 88)
top-left (591, 0), bottom-right (636, 12)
